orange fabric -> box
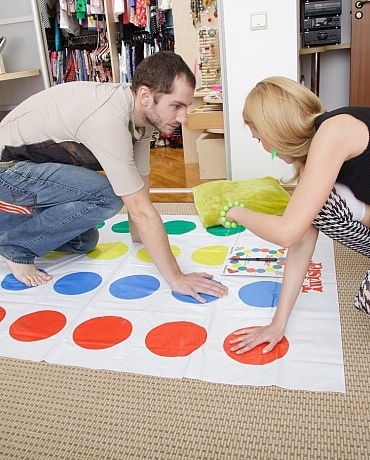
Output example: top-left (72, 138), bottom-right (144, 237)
top-left (223, 327), bottom-right (289, 365)
top-left (145, 321), bottom-right (207, 357)
top-left (9, 311), bottom-right (67, 342)
top-left (0, 200), bottom-right (32, 214)
top-left (73, 316), bottom-right (133, 349)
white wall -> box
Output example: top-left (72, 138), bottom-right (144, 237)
top-left (219, 0), bottom-right (351, 181)
top-left (219, 0), bottom-right (299, 181)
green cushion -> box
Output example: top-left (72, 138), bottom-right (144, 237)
top-left (192, 176), bottom-right (291, 228)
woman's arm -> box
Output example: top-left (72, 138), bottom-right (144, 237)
top-left (229, 224), bottom-right (318, 354)
top-left (227, 114), bottom-right (368, 248)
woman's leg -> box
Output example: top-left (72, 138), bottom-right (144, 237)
top-left (0, 161), bottom-right (122, 285)
top-left (313, 187), bottom-right (370, 258)
top-left (313, 187), bottom-right (370, 315)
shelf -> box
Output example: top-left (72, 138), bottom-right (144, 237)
top-left (299, 43), bottom-right (351, 55)
top-left (0, 69), bottom-right (40, 82)
top-left (299, 43), bottom-right (351, 96)
top-left (187, 104), bottom-right (224, 130)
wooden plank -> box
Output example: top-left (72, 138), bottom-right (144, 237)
top-left (187, 105), bottom-right (224, 130)
top-left (299, 43), bottom-right (351, 55)
top-left (0, 69), bottom-right (40, 81)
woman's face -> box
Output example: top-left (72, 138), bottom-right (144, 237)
top-left (249, 127), bottom-right (295, 164)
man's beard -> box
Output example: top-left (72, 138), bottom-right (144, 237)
top-left (144, 106), bottom-right (174, 135)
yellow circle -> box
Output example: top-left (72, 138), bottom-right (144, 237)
top-left (86, 242), bottom-right (129, 260)
top-left (136, 245), bottom-right (180, 263)
top-left (191, 245), bottom-right (229, 266)
top-left (42, 251), bottom-right (71, 259)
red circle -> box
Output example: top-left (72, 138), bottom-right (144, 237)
top-left (223, 327), bottom-right (289, 365)
top-left (0, 307), bottom-right (6, 322)
top-left (145, 321), bottom-right (207, 357)
top-left (73, 316), bottom-right (132, 349)
top-left (9, 310), bottom-right (67, 342)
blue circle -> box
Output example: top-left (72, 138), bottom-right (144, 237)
top-left (239, 281), bottom-right (282, 308)
top-left (1, 273), bottom-right (32, 291)
top-left (54, 272), bottom-right (102, 295)
top-left (1, 269), bottom-right (48, 291)
top-left (171, 291), bottom-right (218, 305)
top-left (109, 274), bottom-right (160, 300)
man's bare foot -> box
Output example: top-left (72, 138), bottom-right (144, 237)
top-left (3, 258), bottom-right (52, 287)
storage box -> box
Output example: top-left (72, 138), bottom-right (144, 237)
top-left (196, 132), bottom-right (226, 179)
top-left (187, 104), bottom-right (224, 130)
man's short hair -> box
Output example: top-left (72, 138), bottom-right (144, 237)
top-left (131, 51), bottom-right (196, 95)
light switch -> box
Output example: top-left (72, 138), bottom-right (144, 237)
top-left (250, 11), bottom-right (268, 30)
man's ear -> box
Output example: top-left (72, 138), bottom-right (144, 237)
top-left (137, 86), bottom-right (152, 106)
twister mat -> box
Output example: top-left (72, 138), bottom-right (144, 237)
top-left (0, 215), bottom-right (345, 392)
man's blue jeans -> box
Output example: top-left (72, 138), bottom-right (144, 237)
top-left (0, 161), bottom-right (123, 264)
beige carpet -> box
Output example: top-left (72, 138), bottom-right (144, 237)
top-left (0, 203), bottom-right (369, 460)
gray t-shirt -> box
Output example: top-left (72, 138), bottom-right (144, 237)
top-left (0, 81), bottom-right (154, 196)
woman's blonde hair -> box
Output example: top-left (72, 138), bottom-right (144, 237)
top-left (242, 76), bottom-right (325, 182)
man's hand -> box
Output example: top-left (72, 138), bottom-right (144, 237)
top-left (171, 272), bottom-right (228, 303)
top-left (228, 323), bottom-right (285, 354)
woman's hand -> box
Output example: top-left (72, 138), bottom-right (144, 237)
top-left (229, 323), bottom-right (285, 354)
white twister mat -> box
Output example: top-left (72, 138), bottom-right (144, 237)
top-left (0, 215), bottom-right (345, 392)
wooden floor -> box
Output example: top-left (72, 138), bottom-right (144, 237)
top-left (149, 145), bottom-right (295, 203)
top-left (149, 146), bottom-right (212, 202)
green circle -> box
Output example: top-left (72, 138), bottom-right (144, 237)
top-left (112, 221), bottom-right (130, 233)
top-left (206, 225), bottom-right (245, 237)
top-left (164, 220), bottom-right (196, 235)
top-left (272, 264), bottom-right (283, 270)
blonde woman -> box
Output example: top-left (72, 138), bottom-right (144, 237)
top-left (224, 76), bottom-right (370, 355)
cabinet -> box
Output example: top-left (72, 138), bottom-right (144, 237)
top-left (0, 0), bottom-right (50, 113)
top-left (186, 92), bottom-right (226, 179)
top-left (187, 104), bottom-right (224, 130)
top-left (298, 0), bottom-right (352, 109)
top-left (196, 132), bottom-right (226, 179)
top-left (299, 43), bottom-right (351, 96)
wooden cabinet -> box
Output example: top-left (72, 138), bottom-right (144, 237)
top-left (0, 0), bottom-right (50, 112)
top-left (187, 104), bottom-right (224, 130)
top-left (186, 95), bottom-right (226, 179)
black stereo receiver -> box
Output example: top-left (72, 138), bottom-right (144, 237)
top-left (303, 0), bottom-right (342, 16)
top-left (301, 0), bottom-right (342, 47)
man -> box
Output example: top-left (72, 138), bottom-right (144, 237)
top-left (0, 51), bottom-right (228, 303)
